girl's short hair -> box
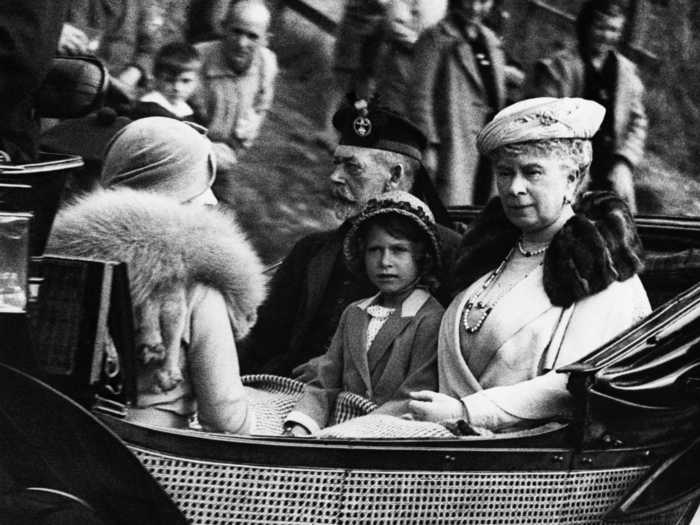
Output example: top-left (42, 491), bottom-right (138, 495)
top-left (356, 214), bottom-right (440, 293)
top-left (343, 191), bottom-right (442, 293)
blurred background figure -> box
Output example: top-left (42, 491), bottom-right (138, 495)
top-left (187, 0), bottom-right (239, 43)
top-left (62, 0), bottom-right (162, 97)
top-left (194, 0), bottom-right (278, 179)
top-left (140, 42), bottom-right (204, 122)
top-left (0, 0), bottom-right (69, 162)
top-left (376, 0), bottom-right (448, 114)
top-left (408, 0), bottom-right (506, 206)
top-left (527, 0), bottom-right (647, 213)
top-left (314, 0), bottom-right (447, 150)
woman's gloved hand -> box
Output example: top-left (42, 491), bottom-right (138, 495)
top-left (406, 390), bottom-right (467, 422)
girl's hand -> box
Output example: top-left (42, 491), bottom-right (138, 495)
top-left (407, 390), bottom-right (467, 422)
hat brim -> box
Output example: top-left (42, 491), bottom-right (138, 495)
top-left (343, 208), bottom-right (442, 278)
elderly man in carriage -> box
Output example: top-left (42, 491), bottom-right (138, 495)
top-left (239, 97), bottom-right (462, 378)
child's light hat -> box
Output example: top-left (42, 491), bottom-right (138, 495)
top-left (343, 190), bottom-right (441, 277)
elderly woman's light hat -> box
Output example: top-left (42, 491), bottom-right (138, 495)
top-left (101, 117), bottom-right (216, 204)
top-left (476, 97), bottom-right (606, 156)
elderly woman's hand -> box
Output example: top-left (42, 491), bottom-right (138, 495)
top-left (407, 391), bottom-right (467, 422)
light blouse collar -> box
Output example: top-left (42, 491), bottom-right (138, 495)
top-left (357, 288), bottom-right (430, 317)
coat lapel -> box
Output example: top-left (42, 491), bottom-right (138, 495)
top-left (464, 266), bottom-right (554, 378)
top-left (367, 315), bottom-right (411, 375)
top-left (366, 289), bottom-right (430, 379)
top-left (613, 52), bottom-right (630, 139)
top-left (483, 28), bottom-right (506, 108)
top-left (441, 20), bottom-right (485, 94)
top-left (345, 303), bottom-right (372, 394)
top-left (454, 41), bottom-right (485, 94)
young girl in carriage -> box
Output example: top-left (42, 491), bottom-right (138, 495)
top-left (283, 191), bottom-right (445, 436)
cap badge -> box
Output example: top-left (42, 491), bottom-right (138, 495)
top-left (353, 115), bottom-right (372, 137)
top-left (352, 98), bottom-right (372, 137)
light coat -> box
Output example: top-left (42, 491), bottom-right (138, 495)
top-left (408, 17), bottom-right (506, 206)
top-left (47, 188), bottom-right (266, 433)
top-left (439, 271), bottom-right (650, 430)
top-left (288, 289), bottom-right (443, 432)
top-left (528, 49), bottom-right (647, 169)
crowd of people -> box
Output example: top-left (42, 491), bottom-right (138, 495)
top-left (0, 0), bottom-right (656, 438)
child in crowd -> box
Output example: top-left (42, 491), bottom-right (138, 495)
top-left (140, 42), bottom-right (203, 121)
top-left (283, 191), bottom-right (444, 436)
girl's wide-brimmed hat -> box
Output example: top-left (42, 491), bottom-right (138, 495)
top-left (476, 97), bottom-right (606, 156)
top-left (343, 190), bottom-right (441, 276)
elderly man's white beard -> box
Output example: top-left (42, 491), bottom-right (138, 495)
top-left (330, 184), bottom-right (362, 221)
top-left (333, 198), bottom-right (361, 221)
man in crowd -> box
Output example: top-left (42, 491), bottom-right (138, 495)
top-left (63, 0), bottom-right (161, 97)
top-left (408, 0), bottom-right (506, 207)
top-left (528, 0), bottom-right (647, 213)
top-left (240, 99), bottom-right (461, 377)
top-left (195, 0), bottom-right (278, 178)
top-left (0, 0), bottom-right (69, 162)
top-left (314, 0), bottom-right (447, 149)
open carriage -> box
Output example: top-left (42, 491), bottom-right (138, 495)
top-left (0, 155), bottom-right (697, 525)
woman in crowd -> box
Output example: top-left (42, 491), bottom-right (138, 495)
top-left (46, 116), bottom-right (266, 434)
top-left (407, 97), bottom-right (651, 432)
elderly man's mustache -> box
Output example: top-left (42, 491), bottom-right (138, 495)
top-left (330, 186), bottom-right (356, 204)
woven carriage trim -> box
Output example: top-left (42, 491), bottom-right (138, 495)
top-left (320, 413), bottom-right (453, 439)
top-left (241, 374), bottom-right (305, 395)
top-left (131, 445), bottom-right (650, 525)
top-left (239, 374), bottom-right (378, 435)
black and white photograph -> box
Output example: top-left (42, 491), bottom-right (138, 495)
top-left (0, 0), bottom-right (697, 523)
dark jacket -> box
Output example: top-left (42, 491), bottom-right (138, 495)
top-left (240, 223), bottom-right (461, 377)
top-left (0, 0), bottom-right (68, 161)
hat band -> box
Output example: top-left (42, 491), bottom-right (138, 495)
top-left (339, 137), bottom-right (422, 161)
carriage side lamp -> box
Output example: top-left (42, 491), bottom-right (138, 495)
top-left (28, 276), bottom-right (43, 304)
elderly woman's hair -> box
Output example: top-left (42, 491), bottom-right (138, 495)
top-left (491, 138), bottom-right (593, 182)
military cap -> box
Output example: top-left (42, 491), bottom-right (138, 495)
top-left (332, 97), bottom-right (427, 161)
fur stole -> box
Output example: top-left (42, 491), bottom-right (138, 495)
top-left (47, 188), bottom-right (267, 340)
top-left (453, 192), bottom-right (645, 307)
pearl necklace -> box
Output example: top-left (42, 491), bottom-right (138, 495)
top-left (462, 249), bottom-right (512, 334)
top-left (517, 236), bottom-right (548, 257)
top-left (462, 247), bottom-right (543, 334)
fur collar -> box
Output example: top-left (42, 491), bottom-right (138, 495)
top-left (453, 192), bottom-right (644, 307)
top-left (47, 188), bottom-right (267, 339)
